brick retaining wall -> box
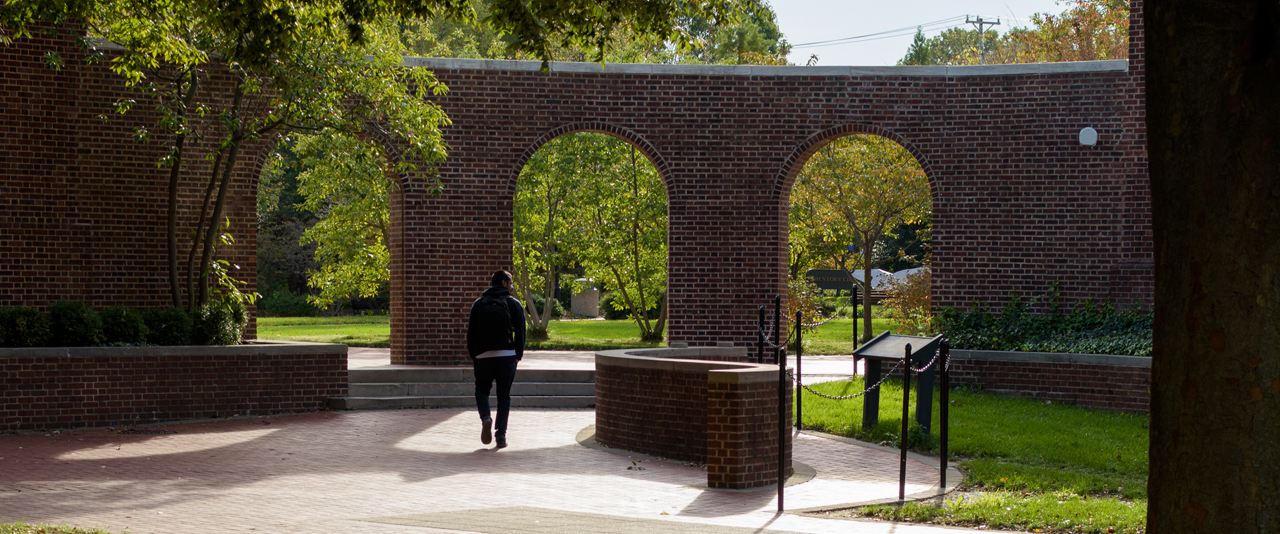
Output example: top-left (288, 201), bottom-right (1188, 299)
top-left (948, 350), bottom-right (1150, 413)
top-left (595, 347), bottom-right (792, 490)
top-left (0, 342), bottom-right (347, 433)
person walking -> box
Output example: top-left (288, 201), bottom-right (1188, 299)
top-left (466, 270), bottom-right (526, 449)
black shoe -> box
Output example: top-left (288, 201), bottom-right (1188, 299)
top-left (496, 432), bottom-right (507, 449)
top-left (481, 418), bottom-right (492, 445)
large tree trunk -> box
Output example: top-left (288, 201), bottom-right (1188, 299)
top-left (1146, 1), bottom-right (1280, 531)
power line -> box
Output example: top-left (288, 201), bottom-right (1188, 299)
top-left (790, 14), bottom-right (1035, 50)
top-left (790, 16), bottom-right (966, 49)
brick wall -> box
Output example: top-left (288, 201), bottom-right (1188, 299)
top-left (948, 350), bottom-right (1150, 413)
top-left (595, 348), bottom-right (791, 490)
top-left (3, 8), bottom-right (1153, 365)
top-left (1, 29), bottom-right (265, 337)
top-left (391, 56), bottom-right (1151, 364)
top-left (0, 342), bottom-right (347, 433)
top-left (594, 364), bottom-right (708, 462)
top-left (706, 370), bottom-right (793, 489)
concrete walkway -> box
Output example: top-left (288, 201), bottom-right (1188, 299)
top-left (0, 350), bottom-right (972, 533)
top-left (350, 348), bottom-right (867, 384)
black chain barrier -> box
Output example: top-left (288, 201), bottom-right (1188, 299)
top-left (798, 359), bottom-right (902, 400)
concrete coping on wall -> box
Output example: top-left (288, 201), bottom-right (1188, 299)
top-left (951, 349), bottom-right (1151, 368)
top-left (0, 340), bottom-right (347, 359)
top-left (596, 347), bottom-right (784, 384)
top-left (405, 57), bottom-right (1128, 77)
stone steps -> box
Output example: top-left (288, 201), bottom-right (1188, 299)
top-left (329, 367), bottom-right (596, 410)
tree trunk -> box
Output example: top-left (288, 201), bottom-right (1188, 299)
top-left (1146, 2), bottom-right (1280, 531)
top-left (861, 246), bottom-right (874, 343)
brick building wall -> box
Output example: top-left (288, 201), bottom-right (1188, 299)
top-left (0, 342), bottom-right (348, 433)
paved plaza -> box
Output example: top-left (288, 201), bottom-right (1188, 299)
top-left (1, 350), bottom-right (976, 534)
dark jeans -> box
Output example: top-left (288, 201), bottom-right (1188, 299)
top-left (474, 356), bottom-right (518, 433)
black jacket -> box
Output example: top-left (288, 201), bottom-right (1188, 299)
top-left (466, 286), bottom-right (526, 360)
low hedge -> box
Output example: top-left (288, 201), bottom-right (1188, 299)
top-left (1, 301), bottom-right (247, 348)
top-left (937, 295), bottom-right (1152, 357)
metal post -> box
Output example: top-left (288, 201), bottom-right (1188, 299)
top-left (795, 310), bottom-right (802, 430)
top-left (778, 348), bottom-right (786, 511)
top-left (899, 343), bottom-right (913, 501)
top-left (940, 341), bottom-right (950, 490)
top-left (852, 286), bottom-right (858, 377)
top-left (773, 295), bottom-right (782, 364)
top-left (757, 306), bottom-right (766, 364)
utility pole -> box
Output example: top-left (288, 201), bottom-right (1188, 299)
top-left (965, 15), bottom-right (1001, 65)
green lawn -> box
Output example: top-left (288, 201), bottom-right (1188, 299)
top-left (257, 316), bottom-right (664, 350)
top-left (257, 313), bottom-right (904, 352)
top-left (257, 315), bottom-right (393, 347)
top-left (800, 379), bottom-right (1149, 533)
top-left (257, 314), bottom-right (901, 352)
top-left (798, 317), bottom-right (900, 355)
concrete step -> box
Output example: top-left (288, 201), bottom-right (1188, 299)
top-left (350, 382), bottom-right (596, 397)
top-left (349, 368), bottom-right (595, 384)
top-left (333, 367), bottom-right (597, 411)
top-left (329, 395), bottom-right (595, 410)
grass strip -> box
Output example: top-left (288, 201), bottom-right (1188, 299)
top-left (0, 523), bottom-right (115, 534)
top-left (847, 491), bottom-right (1145, 533)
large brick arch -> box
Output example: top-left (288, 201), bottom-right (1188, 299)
top-left (769, 123), bottom-right (941, 318)
top-left (514, 122), bottom-right (673, 189)
top-left (774, 122), bottom-right (940, 198)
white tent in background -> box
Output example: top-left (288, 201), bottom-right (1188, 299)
top-left (849, 269), bottom-right (894, 290)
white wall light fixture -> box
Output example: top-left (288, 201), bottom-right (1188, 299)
top-left (1079, 127), bottom-right (1098, 146)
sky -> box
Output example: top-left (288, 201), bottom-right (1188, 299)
top-left (772, 0), bottom-right (1068, 66)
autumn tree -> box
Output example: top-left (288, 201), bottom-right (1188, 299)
top-left (1009, 0), bottom-right (1129, 62)
top-left (1145, 1), bottom-right (1279, 531)
top-left (790, 135), bottom-right (931, 343)
top-left (899, 1), bottom-right (1129, 67)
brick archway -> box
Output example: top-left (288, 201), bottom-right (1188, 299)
top-left (378, 54), bottom-right (1152, 364)
top-left (2, 18), bottom-right (1153, 366)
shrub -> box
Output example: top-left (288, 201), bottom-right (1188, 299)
top-left (525, 292), bottom-right (566, 319)
top-left (49, 300), bottom-right (103, 347)
top-left (100, 306), bottom-right (148, 344)
top-left (599, 292), bottom-right (627, 320)
top-left (259, 289), bottom-right (319, 317)
top-left (599, 291), bottom-right (662, 320)
top-left (0, 306), bottom-right (51, 347)
top-left (882, 268), bottom-right (932, 335)
top-left (144, 307), bottom-right (193, 346)
top-left (190, 299), bottom-right (248, 345)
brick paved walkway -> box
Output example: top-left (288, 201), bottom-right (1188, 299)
top-left (0, 408), bottom-right (971, 534)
